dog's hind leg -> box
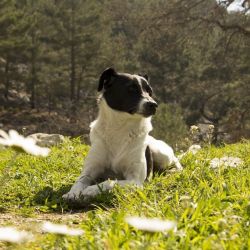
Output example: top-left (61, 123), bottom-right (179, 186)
top-left (147, 135), bottom-right (183, 172)
top-left (145, 145), bottom-right (153, 180)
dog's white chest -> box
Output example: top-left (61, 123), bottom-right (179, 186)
top-left (91, 120), bottom-right (147, 170)
top-left (88, 99), bottom-right (152, 177)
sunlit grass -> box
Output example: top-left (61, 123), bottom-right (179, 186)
top-left (0, 139), bottom-right (249, 249)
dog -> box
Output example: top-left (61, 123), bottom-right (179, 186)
top-left (63, 68), bottom-right (182, 202)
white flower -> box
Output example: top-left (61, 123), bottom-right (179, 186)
top-left (230, 215), bottom-right (242, 222)
top-left (41, 222), bottom-right (84, 236)
top-left (179, 196), bottom-right (197, 209)
top-left (0, 226), bottom-right (32, 243)
top-left (0, 129), bottom-right (50, 157)
top-left (188, 144), bottom-right (201, 154)
top-left (210, 158), bottom-right (220, 169)
top-left (125, 216), bottom-right (177, 232)
top-left (190, 125), bottom-right (199, 133)
top-left (190, 202), bottom-right (198, 209)
top-left (208, 124), bottom-right (214, 129)
top-left (179, 195), bottom-right (192, 202)
top-left (178, 144), bottom-right (201, 159)
top-left (210, 156), bottom-right (243, 169)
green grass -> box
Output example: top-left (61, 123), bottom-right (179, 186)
top-left (0, 139), bottom-right (249, 249)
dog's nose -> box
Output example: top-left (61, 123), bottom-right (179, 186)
top-left (147, 101), bottom-right (158, 109)
top-left (146, 101), bottom-right (158, 110)
top-left (145, 101), bottom-right (158, 114)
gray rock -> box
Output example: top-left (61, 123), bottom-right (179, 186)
top-left (28, 133), bottom-right (65, 147)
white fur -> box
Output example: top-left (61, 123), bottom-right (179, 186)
top-left (147, 136), bottom-right (183, 170)
top-left (63, 98), bottom-right (182, 201)
top-left (138, 98), bottom-right (147, 114)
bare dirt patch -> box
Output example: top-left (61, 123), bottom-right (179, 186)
top-left (0, 212), bottom-right (87, 228)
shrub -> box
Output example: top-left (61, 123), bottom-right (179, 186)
top-left (151, 103), bottom-right (188, 150)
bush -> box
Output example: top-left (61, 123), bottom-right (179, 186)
top-left (151, 103), bottom-right (188, 150)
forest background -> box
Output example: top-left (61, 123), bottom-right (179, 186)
top-left (0, 0), bottom-right (249, 148)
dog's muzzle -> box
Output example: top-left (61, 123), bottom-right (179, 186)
top-left (140, 100), bottom-right (158, 117)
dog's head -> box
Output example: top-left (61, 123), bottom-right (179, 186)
top-left (98, 68), bottom-right (158, 117)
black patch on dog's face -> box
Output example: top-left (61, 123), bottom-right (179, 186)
top-left (98, 68), bottom-right (158, 117)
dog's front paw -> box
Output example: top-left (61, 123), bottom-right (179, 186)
top-left (62, 187), bottom-right (98, 203)
top-left (62, 184), bottom-right (88, 203)
top-left (62, 191), bottom-right (81, 202)
top-left (62, 179), bottom-right (90, 203)
top-left (80, 185), bottom-right (101, 198)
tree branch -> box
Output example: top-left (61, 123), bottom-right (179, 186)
top-left (190, 16), bottom-right (250, 37)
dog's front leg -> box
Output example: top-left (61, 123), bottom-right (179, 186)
top-left (62, 175), bottom-right (92, 202)
top-left (81, 162), bottom-right (146, 198)
top-left (62, 143), bottom-right (108, 202)
top-left (80, 179), bottom-right (141, 198)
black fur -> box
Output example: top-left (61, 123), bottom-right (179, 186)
top-left (145, 146), bottom-right (153, 179)
top-left (98, 67), bottom-right (117, 92)
top-left (98, 68), bottom-right (157, 117)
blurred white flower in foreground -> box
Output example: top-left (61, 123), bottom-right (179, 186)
top-left (210, 156), bottom-right (243, 169)
top-left (0, 129), bottom-right (50, 157)
top-left (0, 226), bottom-right (32, 243)
top-left (41, 222), bottom-right (84, 236)
top-left (125, 216), bottom-right (177, 232)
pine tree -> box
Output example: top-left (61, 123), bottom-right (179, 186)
top-left (44, 0), bottom-right (104, 108)
top-left (0, 0), bottom-right (28, 101)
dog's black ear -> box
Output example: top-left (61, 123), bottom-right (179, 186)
top-left (98, 68), bottom-right (117, 92)
top-left (143, 74), bottom-right (149, 81)
top-left (139, 73), bottom-right (149, 82)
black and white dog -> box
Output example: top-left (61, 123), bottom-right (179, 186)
top-left (63, 68), bottom-right (182, 202)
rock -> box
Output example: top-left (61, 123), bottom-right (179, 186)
top-left (28, 133), bottom-right (65, 147)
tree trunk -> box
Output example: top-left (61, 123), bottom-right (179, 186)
top-left (29, 0), bottom-right (37, 109)
top-left (4, 58), bottom-right (10, 100)
top-left (70, 0), bottom-right (76, 103)
top-left (30, 34), bottom-right (36, 109)
top-left (76, 66), bottom-right (84, 102)
top-left (70, 42), bottom-right (76, 102)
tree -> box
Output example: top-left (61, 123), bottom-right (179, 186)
top-left (0, 0), bottom-right (28, 102)
top-left (45, 0), bottom-right (104, 108)
top-left (132, 0), bottom-right (250, 142)
top-left (0, 0), bottom-right (249, 141)
top-left (151, 103), bottom-right (188, 149)
top-left (22, 0), bottom-right (45, 108)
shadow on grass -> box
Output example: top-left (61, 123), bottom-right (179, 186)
top-left (0, 206), bottom-right (7, 213)
top-left (33, 185), bottom-right (116, 213)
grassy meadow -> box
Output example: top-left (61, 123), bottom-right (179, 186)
top-left (0, 138), bottom-right (249, 249)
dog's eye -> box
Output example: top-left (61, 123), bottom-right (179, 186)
top-left (146, 86), bottom-right (153, 97)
